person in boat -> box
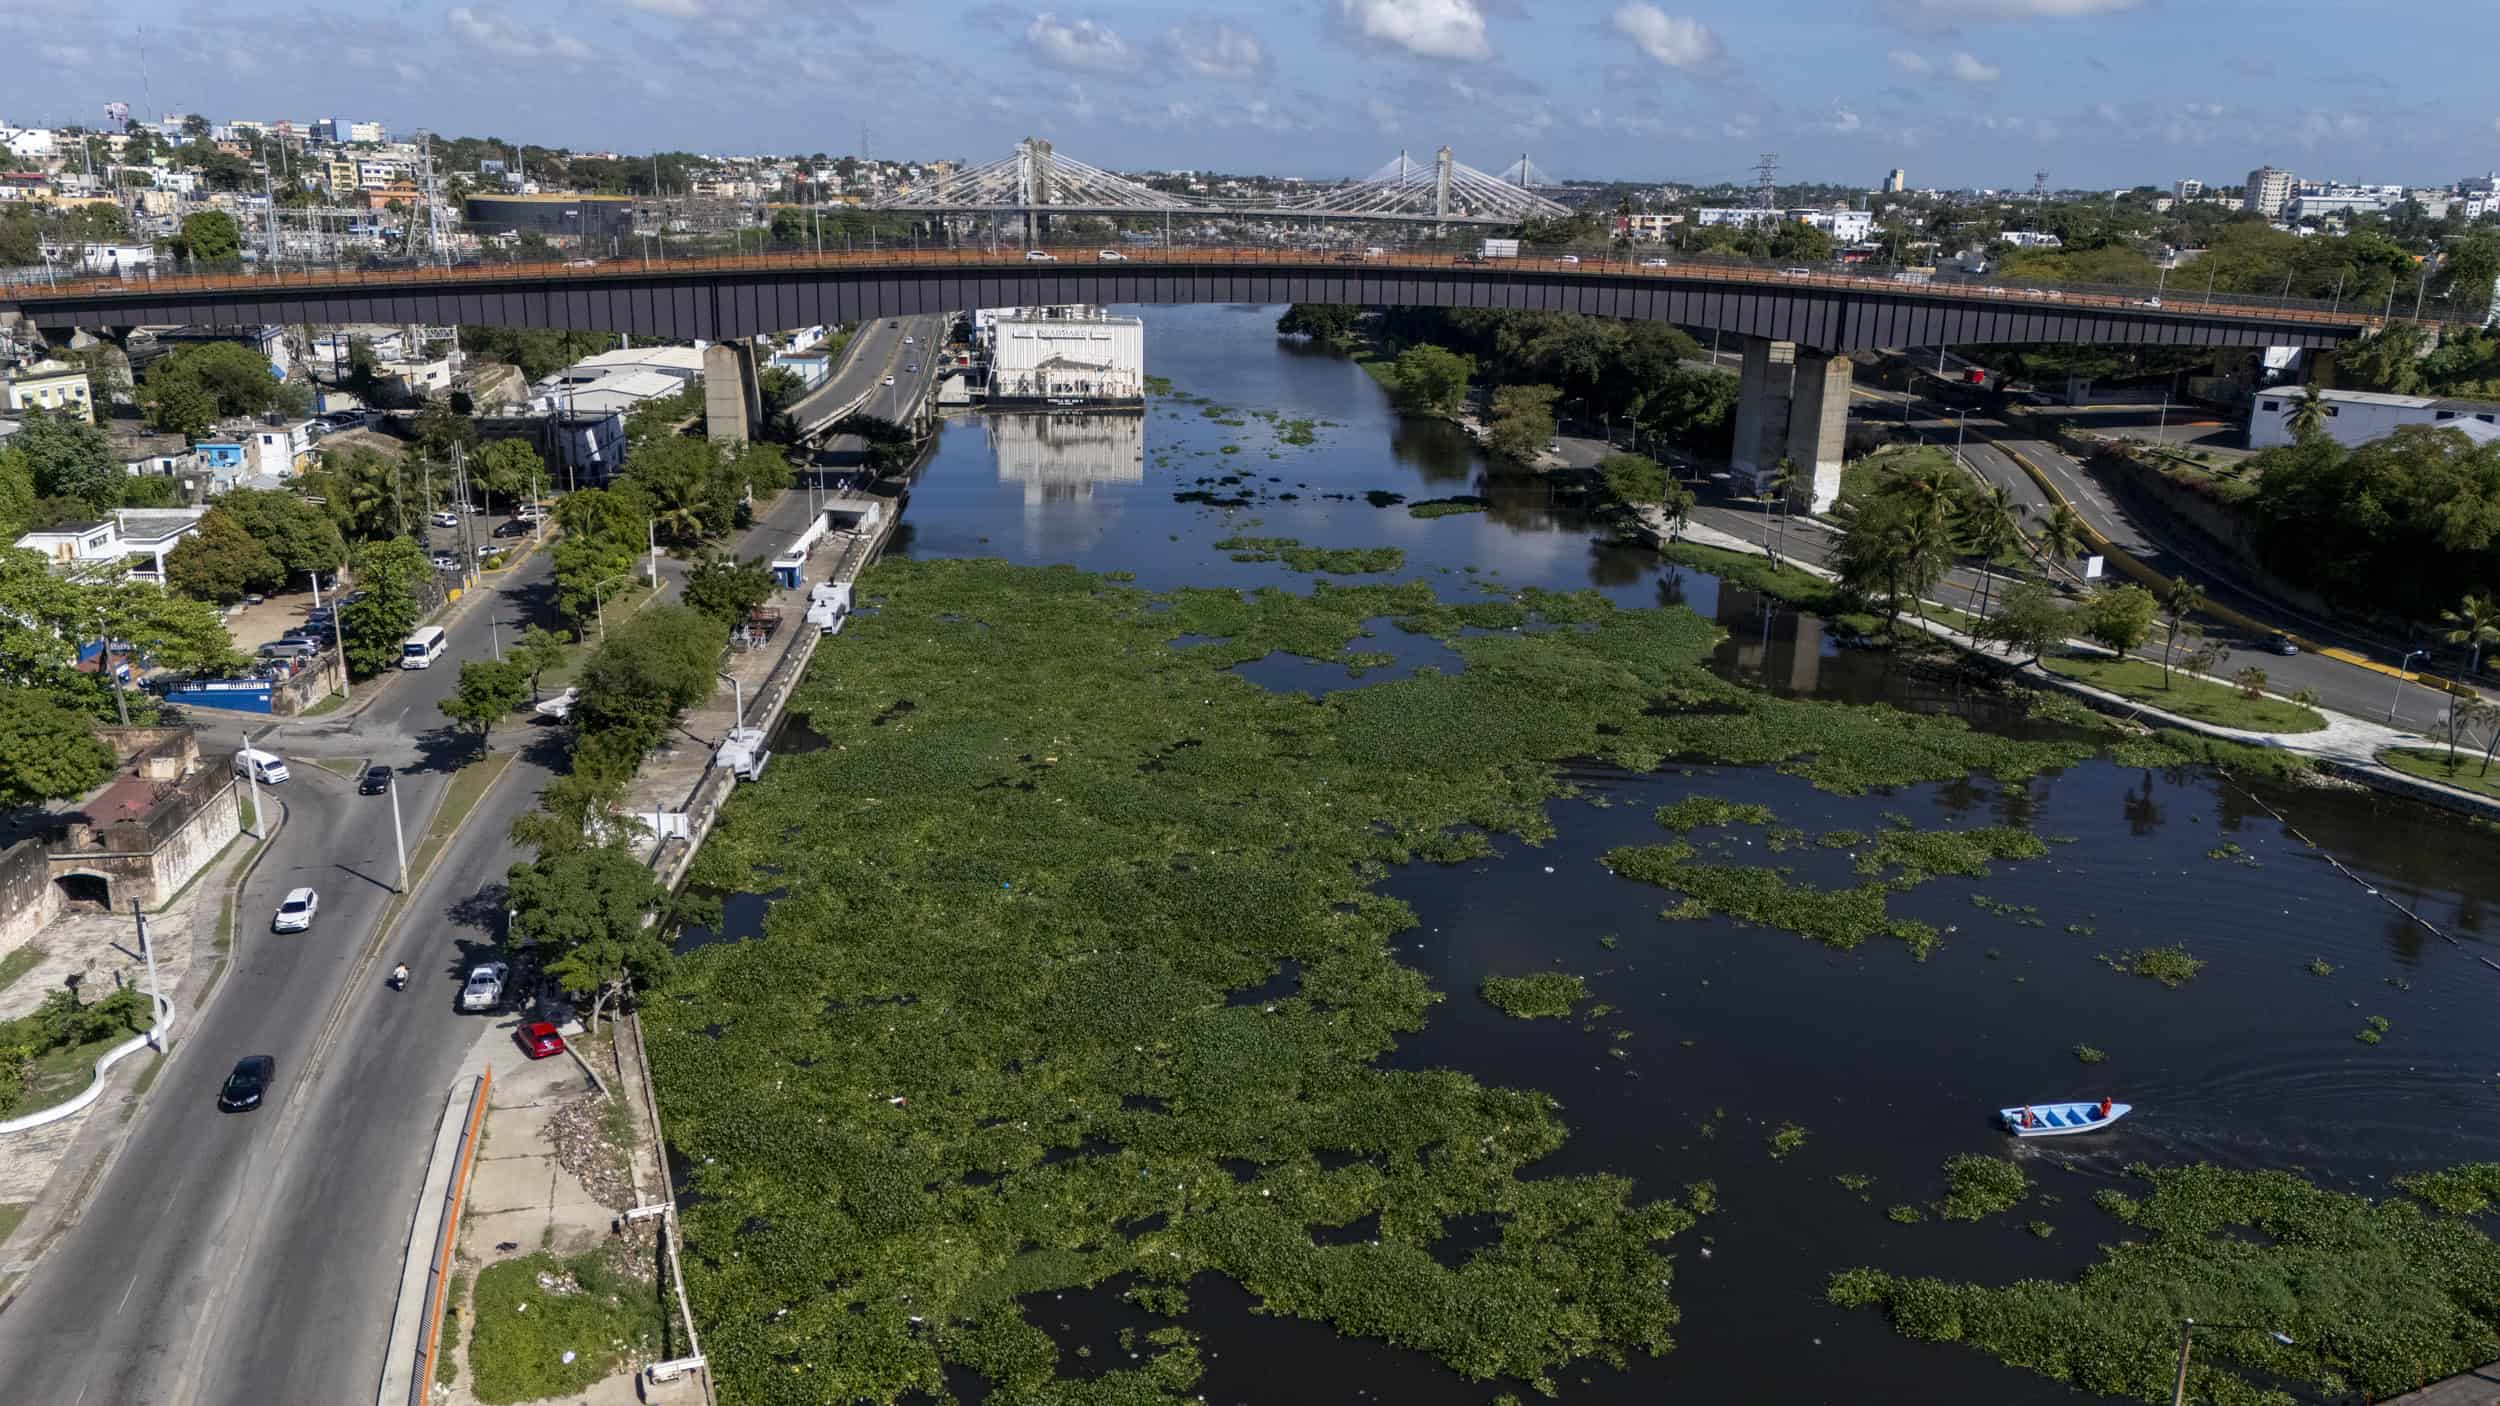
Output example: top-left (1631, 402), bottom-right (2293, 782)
top-left (2021, 1106), bottom-right (2036, 1128)
top-left (2096, 1096), bottom-right (2112, 1120)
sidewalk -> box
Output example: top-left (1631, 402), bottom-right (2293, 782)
top-left (0, 805), bottom-right (276, 1267)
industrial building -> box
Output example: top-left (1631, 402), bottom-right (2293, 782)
top-left (462, 193), bottom-right (637, 244)
top-left (978, 306), bottom-right (1145, 406)
top-left (2247, 386), bottom-right (2500, 450)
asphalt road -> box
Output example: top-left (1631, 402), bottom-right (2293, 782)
top-left (790, 313), bottom-right (948, 439)
top-left (0, 540), bottom-right (571, 1405)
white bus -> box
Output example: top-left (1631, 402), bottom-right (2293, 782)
top-left (401, 625), bottom-right (449, 669)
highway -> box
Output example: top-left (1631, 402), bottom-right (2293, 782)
top-left (789, 311), bottom-right (950, 440)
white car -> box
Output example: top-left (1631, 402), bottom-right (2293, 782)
top-left (1097, 249), bottom-right (1128, 262)
top-left (882, 375), bottom-right (896, 386)
top-left (1780, 266), bottom-right (1812, 276)
top-left (430, 552), bottom-right (461, 571)
top-left (2137, 296), bottom-right (2164, 308)
top-left (272, 887), bottom-right (319, 933)
top-left (430, 510), bottom-right (458, 528)
top-left (903, 335), bottom-right (914, 345)
top-left (1023, 249), bottom-right (1056, 262)
top-left (459, 962), bottom-right (510, 1013)
top-left (534, 686), bottom-right (579, 721)
top-left (1641, 257), bottom-right (1671, 268)
top-left (1553, 254), bottom-right (1581, 265)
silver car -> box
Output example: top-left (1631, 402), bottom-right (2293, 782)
top-left (272, 887), bottom-right (319, 933)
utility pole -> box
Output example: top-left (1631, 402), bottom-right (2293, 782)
top-left (132, 899), bottom-right (165, 1050)
top-left (241, 724), bottom-right (265, 838)
top-left (386, 767), bottom-right (409, 893)
top-left (315, 567), bottom-right (352, 705)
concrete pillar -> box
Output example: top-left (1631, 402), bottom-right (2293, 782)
top-left (1729, 337), bottom-right (1795, 487)
top-left (703, 341), bottom-right (762, 444)
top-left (1785, 351), bottom-right (1852, 514)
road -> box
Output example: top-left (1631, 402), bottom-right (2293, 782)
top-left (0, 325), bottom-right (952, 1405)
top-left (789, 312), bottom-right (948, 439)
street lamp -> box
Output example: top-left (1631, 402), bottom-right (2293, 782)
top-left (2389, 648), bottom-right (2426, 724)
top-left (2170, 1320), bottom-right (2294, 1406)
top-left (590, 572), bottom-right (633, 641)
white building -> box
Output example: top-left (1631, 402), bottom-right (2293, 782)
top-left (561, 345), bottom-right (707, 385)
top-left (1999, 230), bottom-right (2064, 249)
top-left (547, 368), bottom-right (689, 418)
top-left (2244, 166), bottom-right (2297, 218)
top-left (1, 125), bottom-right (55, 160)
top-left (245, 420), bottom-right (317, 476)
top-left (2247, 386), bottom-right (2500, 450)
top-left (1692, 207), bottom-right (1873, 244)
top-left (14, 508), bottom-right (206, 582)
top-left (982, 306), bottom-right (1145, 404)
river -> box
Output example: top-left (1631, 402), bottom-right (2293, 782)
top-left (717, 303), bottom-right (2500, 1404)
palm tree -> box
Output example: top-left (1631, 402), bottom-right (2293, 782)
top-left (2159, 579), bottom-right (2207, 688)
top-left (2287, 383), bottom-right (2330, 441)
top-left (1955, 484), bottom-right (2021, 622)
top-left (2034, 504), bottom-right (2087, 571)
top-left (2471, 696), bottom-right (2500, 777)
top-left (2440, 592), bottom-right (2499, 677)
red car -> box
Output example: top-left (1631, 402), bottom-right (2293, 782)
top-left (518, 1021), bottom-right (565, 1060)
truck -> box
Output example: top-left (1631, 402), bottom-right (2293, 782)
top-left (459, 962), bottom-right (509, 1013)
top-left (1478, 238), bottom-right (1521, 260)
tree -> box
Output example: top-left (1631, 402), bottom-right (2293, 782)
top-left (1765, 457), bottom-right (1801, 567)
top-left (510, 625), bottom-right (569, 703)
top-left (145, 340), bottom-right (292, 426)
top-left (2035, 504), bottom-right (2087, 568)
top-left (2287, 384), bottom-right (2330, 441)
top-left (472, 438), bottom-right (543, 511)
top-left (681, 553), bottom-right (775, 629)
top-left (0, 686), bottom-right (115, 807)
top-left (440, 657), bottom-right (529, 753)
top-left (1277, 304), bottom-right (1359, 341)
top-left (1974, 581), bottom-right (2069, 664)
top-left (623, 435), bottom-right (729, 546)
top-left (2440, 592), bottom-right (2499, 676)
top-left (1660, 480), bottom-right (1696, 541)
top-left (8, 410), bottom-right (119, 515)
top-left (1598, 452), bottom-right (1666, 515)
top-left (0, 447), bottom-right (34, 545)
top-left (143, 377), bottom-right (216, 440)
top-left (1956, 485), bottom-right (2021, 621)
top-left (412, 401), bottom-right (478, 463)
top-left (1483, 383), bottom-right (1561, 462)
top-left (2437, 235), bottom-right (2500, 318)
top-left (2158, 579), bottom-right (2207, 687)
top-left (217, 489), bottom-right (346, 583)
top-left (337, 537), bottom-right (430, 678)
top-left (574, 604), bottom-right (726, 755)
top-left (176, 210), bottom-right (241, 264)
top-left (730, 440), bottom-right (792, 500)
top-left (1832, 494), bottom-right (1951, 631)
top-left (2077, 583), bottom-right (2158, 656)
top-left (1389, 344), bottom-right (1473, 417)
top-left (165, 510), bottom-right (277, 604)
top-left (323, 446), bottom-right (409, 542)
top-left (2232, 665), bottom-right (2270, 699)
top-left (505, 843), bottom-right (670, 1032)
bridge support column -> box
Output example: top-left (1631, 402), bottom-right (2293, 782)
top-left (703, 341), bottom-right (762, 444)
top-left (1785, 351), bottom-right (1851, 514)
top-left (1729, 338), bottom-right (1794, 489)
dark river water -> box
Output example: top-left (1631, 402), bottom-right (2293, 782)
top-left (738, 303), bottom-right (2500, 1404)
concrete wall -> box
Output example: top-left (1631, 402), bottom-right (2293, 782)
top-left (272, 648), bottom-right (345, 716)
top-left (0, 838), bottom-right (63, 959)
top-left (46, 765), bottom-right (241, 911)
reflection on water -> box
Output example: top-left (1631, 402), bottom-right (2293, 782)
top-left (986, 411), bottom-right (1145, 504)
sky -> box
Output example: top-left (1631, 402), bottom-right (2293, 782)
top-left (6, 0), bottom-right (2497, 191)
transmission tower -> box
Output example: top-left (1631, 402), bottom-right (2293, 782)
top-left (1753, 153), bottom-right (1780, 211)
top-left (2032, 170), bottom-right (2049, 202)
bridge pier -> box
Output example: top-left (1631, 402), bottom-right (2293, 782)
top-left (1729, 337), bottom-right (1849, 514)
top-left (703, 341), bottom-right (763, 444)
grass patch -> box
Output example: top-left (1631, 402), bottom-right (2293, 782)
top-left (437, 1269), bottom-right (467, 1385)
top-left (0, 1201), bottom-right (24, 1247)
top-left (2379, 748), bottom-right (2500, 801)
top-left (1831, 1163), bottom-right (2500, 1405)
top-left (2102, 945), bottom-right (2204, 987)
top-left (1659, 541), bottom-right (1846, 616)
top-left (296, 691), bottom-right (347, 717)
top-left (1480, 972), bottom-right (1587, 1020)
top-left (1406, 497), bottom-right (1489, 519)
top-left (653, 558), bottom-right (2152, 1403)
top-left (0, 944), bottom-right (44, 998)
top-left (2043, 654), bottom-right (2327, 733)
top-left (466, 1248), bottom-right (664, 1405)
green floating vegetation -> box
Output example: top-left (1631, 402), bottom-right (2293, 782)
top-left (1653, 796), bottom-right (1776, 832)
top-left (1684, 1180), bottom-right (1720, 1215)
top-left (1836, 1173), bottom-right (1875, 1198)
top-left (2396, 1164), bottom-right (2500, 1215)
top-left (2026, 1219), bottom-right (2055, 1239)
top-left (1276, 418), bottom-right (1319, 446)
top-left (1767, 1123), bottom-right (1809, 1160)
top-left (1214, 535), bottom-right (1404, 575)
top-left (2356, 1014), bottom-right (2391, 1044)
top-left (1885, 1203), bottom-right (1926, 1224)
top-left (1832, 1162), bottom-right (2500, 1405)
top-left (2072, 1044), bottom-right (2107, 1064)
top-left (2103, 945), bottom-right (2205, 987)
top-left (1480, 971), bottom-right (1588, 1020)
top-left (2305, 957), bottom-right (2334, 976)
top-left (1406, 497), bottom-right (1490, 519)
top-left (1936, 1154), bottom-right (2028, 1221)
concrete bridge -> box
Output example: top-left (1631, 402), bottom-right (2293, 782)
top-left (3, 246), bottom-right (2386, 510)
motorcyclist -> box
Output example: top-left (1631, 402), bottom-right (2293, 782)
top-left (390, 962), bottom-right (409, 987)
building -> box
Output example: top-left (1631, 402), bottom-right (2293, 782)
top-left (2244, 166), bottom-right (2296, 219)
top-left (982, 305), bottom-right (1145, 404)
top-left (1692, 207), bottom-right (1874, 243)
top-left (2174, 178), bottom-right (2204, 202)
top-left (0, 125), bottom-right (54, 160)
top-left (4, 361), bottom-right (93, 422)
top-left (462, 193), bottom-right (637, 244)
top-left (13, 508), bottom-right (206, 581)
top-left (38, 241), bottom-right (157, 276)
top-left (1999, 230), bottom-right (2064, 249)
top-left (109, 430), bottom-right (194, 478)
top-left (245, 420), bottom-right (317, 476)
top-left (560, 345), bottom-right (706, 385)
top-left (2290, 191), bottom-right (2391, 221)
top-left (2247, 386), bottom-right (2500, 450)
top-left (1612, 212), bottom-right (1684, 241)
top-left (1882, 169), bottom-right (1906, 195)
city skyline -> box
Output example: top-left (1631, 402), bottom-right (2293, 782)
top-left (6, 1), bottom-right (2497, 189)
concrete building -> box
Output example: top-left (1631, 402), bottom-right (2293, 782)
top-left (2244, 166), bottom-right (2296, 219)
top-left (2247, 386), bottom-right (2500, 450)
top-left (1882, 169), bottom-right (1907, 195)
top-left (1693, 206), bottom-right (1873, 244)
top-left (1613, 212), bottom-right (1684, 241)
top-left (561, 345), bottom-right (706, 385)
top-left (982, 305), bottom-right (1145, 404)
top-left (4, 361), bottom-right (93, 422)
top-left (38, 242), bottom-right (157, 275)
top-left (2174, 179), bottom-right (2204, 202)
top-left (245, 420), bottom-right (316, 476)
top-left (1999, 230), bottom-right (2064, 249)
top-left (14, 508), bottom-right (206, 581)
top-left (549, 369), bottom-right (689, 418)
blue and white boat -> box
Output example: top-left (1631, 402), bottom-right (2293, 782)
top-left (2000, 1101), bottom-right (2130, 1137)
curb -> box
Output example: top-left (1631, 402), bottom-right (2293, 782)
top-left (375, 1066), bottom-right (492, 1406)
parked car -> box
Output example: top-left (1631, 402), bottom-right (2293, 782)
top-left (430, 510), bottom-right (459, 528)
top-left (1096, 249), bottom-right (1128, 262)
top-left (218, 1055), bottom-right (275, 1112)
top-left (459, 962), bottom-right (509, 1013)
top-left (493, 519), bottom-right (530, 538)
top-left (430, 553), bottom-right (461, 571)
top-left (272, 887), bottom-right (319, 933)
top-left (518, 1021), bottom-right (566, 1059)
top-left (359, 765), bottom-right (393, 795)
top-left (2268, 633), bottom-right (2301, 656)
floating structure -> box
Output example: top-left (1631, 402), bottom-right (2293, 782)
top-left (975, 305), bottom-right (1144, 407)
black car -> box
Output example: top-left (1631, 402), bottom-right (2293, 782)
top-left (359, 765), bottom-right (393, 795)
top-left (219, 1054), bottom-right (275, 1112)
top-left (493, 519), bottom-right (531, 538)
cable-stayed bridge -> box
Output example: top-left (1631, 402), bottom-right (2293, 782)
top-left (872, 138), bottom-right (1571, 227)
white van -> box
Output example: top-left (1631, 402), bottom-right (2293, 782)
top-left (401, 625), bottom-right (449, 670)
top-left (234, 748), bottom-right (290, 784)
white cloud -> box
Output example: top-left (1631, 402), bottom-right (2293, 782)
top-left (1337, 0), bottom-right (1491, 62)
top-left (1025, 12), bottom-right (1137, 71)
top-left (1162, 18), bottom-right (1269, 80)
top-left (446, 7), bottom-right (590, 61)
top-left (1947, 50), bottom-right (1999, 81)
top-left (1886, 49), bottom-right (1930, 75)
top-left (1610, 4), bottom-right (1725, 72)
top-left (1887, 0), bottom-right (2140, 22)
top-left (1366, 96), bottom-right (1400, 131)
top-left (1828, 106), bottom-right (1862, 133)
top-left (622, 0), bottom-right (701, 15)
top-left (39, 42), bottom-right (90, 65)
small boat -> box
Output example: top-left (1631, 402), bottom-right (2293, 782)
top-left (2000, 1101), bottom-right (2130, 1137)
